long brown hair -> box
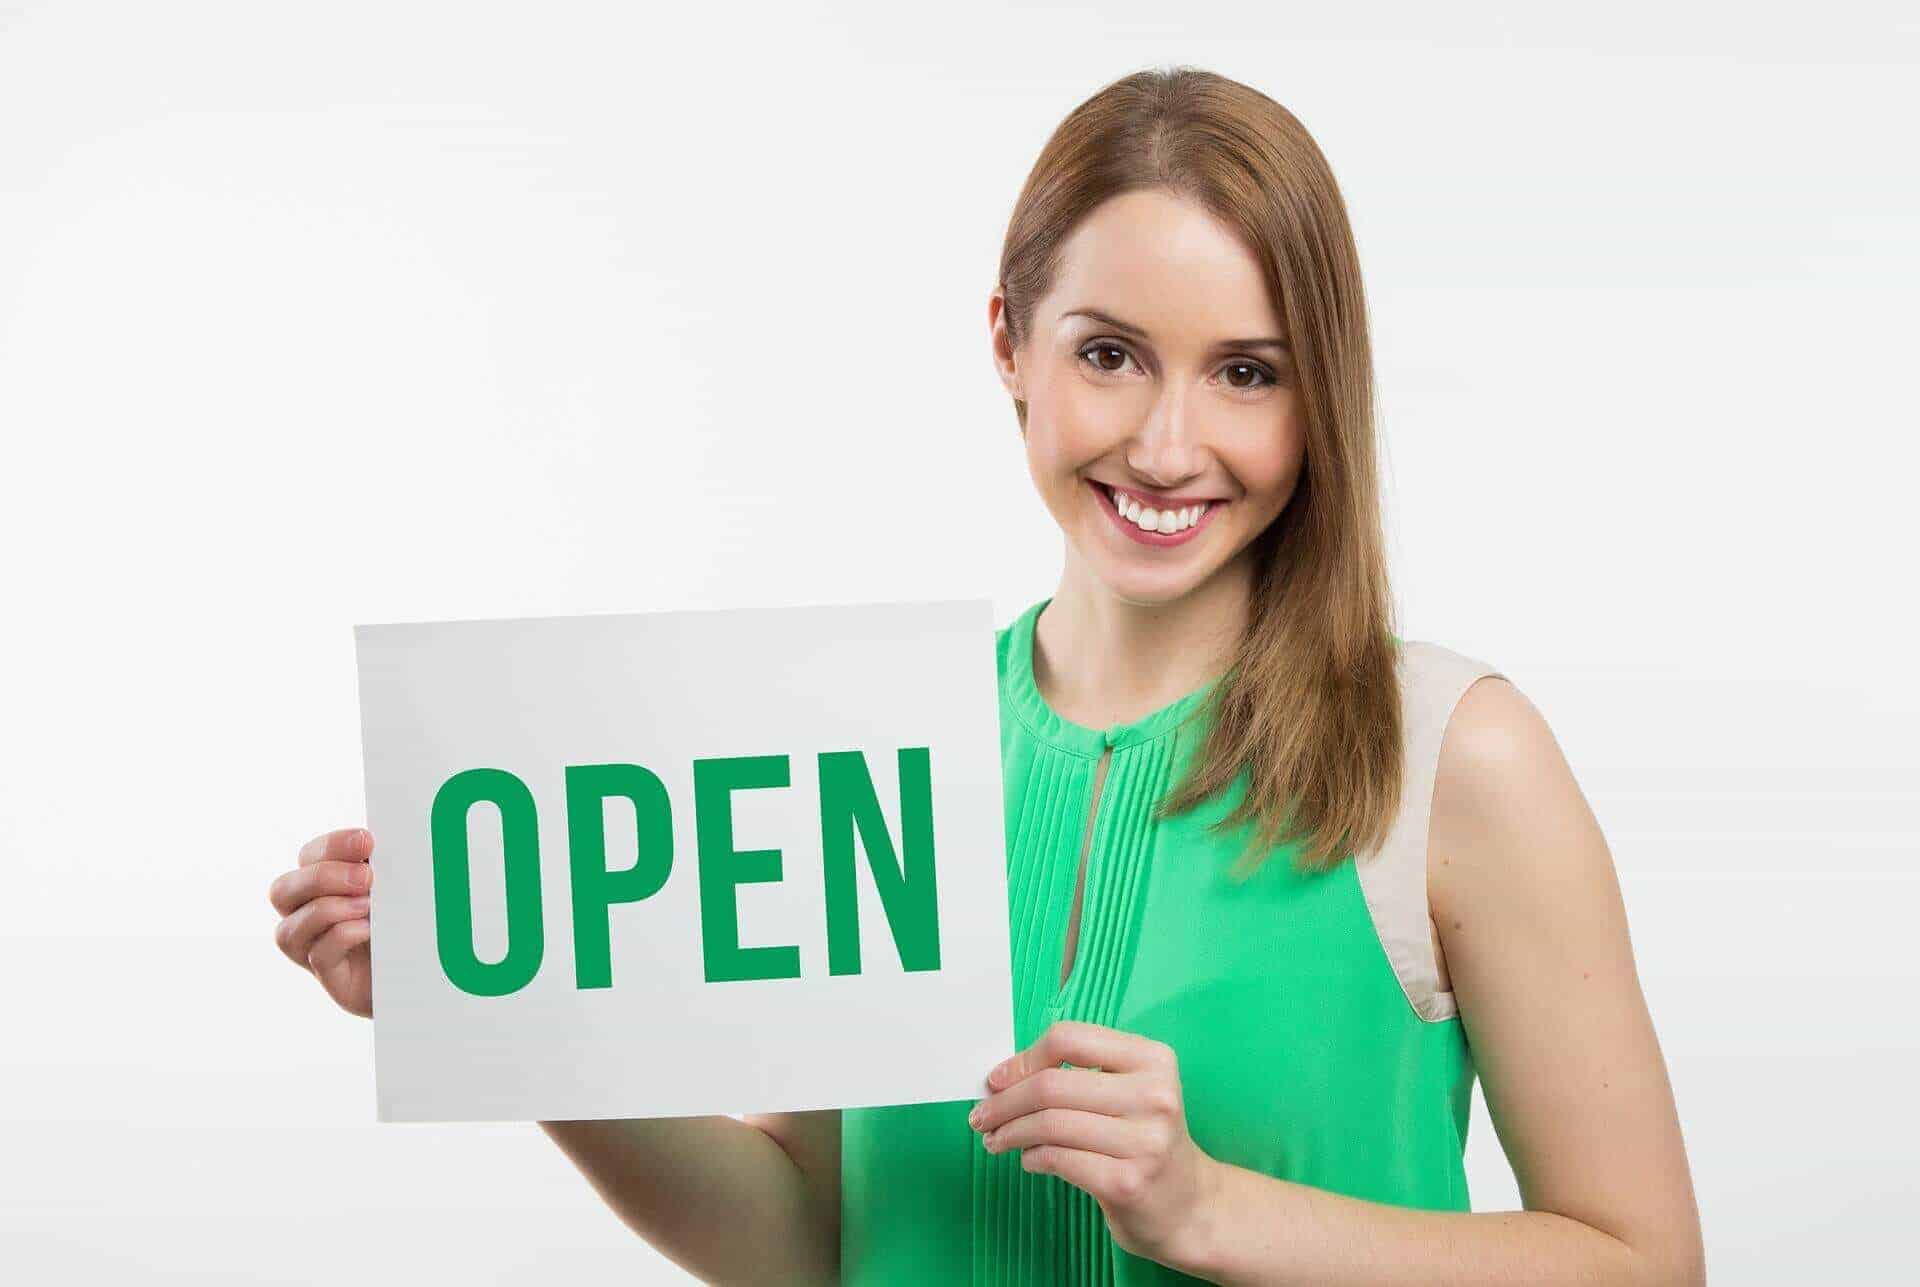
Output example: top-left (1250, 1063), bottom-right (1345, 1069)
top-left (998, 66), bottom-right (1402, 879)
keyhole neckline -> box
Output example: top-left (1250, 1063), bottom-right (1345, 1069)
top-left (1005, 596), bottom-right (1222, 759)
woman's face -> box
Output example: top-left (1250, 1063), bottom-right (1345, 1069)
top-left (991, 187), bottom-right (1307, 607)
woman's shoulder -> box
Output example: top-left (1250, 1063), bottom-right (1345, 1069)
top-left (1394, 638), bottom-right (1539, 806)
top-left (1386, 636), bottom-right (1518, 794)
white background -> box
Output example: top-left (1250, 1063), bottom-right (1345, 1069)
top-left (1, 1), bottom-right (1914, 1281)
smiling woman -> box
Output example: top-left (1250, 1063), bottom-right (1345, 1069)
top-left (834, 65), bottom-right (1706, 1287)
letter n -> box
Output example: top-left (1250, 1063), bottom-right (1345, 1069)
top-left (818, 747), bottom-right (941, 975)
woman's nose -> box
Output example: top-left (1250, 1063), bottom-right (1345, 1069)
top-left (1127, 394), bottom-right (1205, 483)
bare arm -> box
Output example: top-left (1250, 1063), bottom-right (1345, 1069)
top-left (538, 1108), bottom-right (841, 1286)
top-left (1163, 677), bottom-right (1705, 1284)
top-left (1427, 676), bottom-right (1704, 1281)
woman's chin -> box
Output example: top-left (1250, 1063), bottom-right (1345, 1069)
top-left (1083, 551), bottom-right (1218, 607)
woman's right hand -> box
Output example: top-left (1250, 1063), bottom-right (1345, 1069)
top-left (268, 826), bottom-right (375, 1018)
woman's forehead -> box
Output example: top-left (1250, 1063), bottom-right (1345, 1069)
top-left (1045, 192), bottom-right (1283, 340)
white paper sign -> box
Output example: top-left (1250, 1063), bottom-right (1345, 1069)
top-left (353, 598), bottom-right (1013, 1123)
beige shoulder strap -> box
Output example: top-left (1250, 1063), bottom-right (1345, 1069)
top-left (1352, 640), bottom-right (1507, 1023)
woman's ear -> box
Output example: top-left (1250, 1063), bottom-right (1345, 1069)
top-left (988, 288), bottom-right (1025, 403)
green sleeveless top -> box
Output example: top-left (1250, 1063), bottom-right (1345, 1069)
top-left (840, 597), bottom-right (1501, 1284)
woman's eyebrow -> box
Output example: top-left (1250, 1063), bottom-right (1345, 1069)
top-left (1063, 307), bottom-right (1290, 353)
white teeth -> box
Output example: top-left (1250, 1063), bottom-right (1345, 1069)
top-left (1106, 484), bottom-right (1209, 533)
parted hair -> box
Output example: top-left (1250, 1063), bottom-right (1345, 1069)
top-left (997, 65), bottom-right (1404, 878)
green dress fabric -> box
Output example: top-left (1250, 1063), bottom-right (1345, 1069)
top-left (840, 597), bottom-right (1477, 1284)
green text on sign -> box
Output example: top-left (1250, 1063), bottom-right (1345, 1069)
top-left (426, 749), bottom-right (943, 996)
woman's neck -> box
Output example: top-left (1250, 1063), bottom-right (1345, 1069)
top-left (1033, 552), bottom-right (1251, 730)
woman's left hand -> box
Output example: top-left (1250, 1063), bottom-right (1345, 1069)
top-left (969, 1019), bottom-right (1221, 1266)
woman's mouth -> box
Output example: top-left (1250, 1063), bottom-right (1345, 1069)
top-left (1087, 479), bottom-right (1224, 548)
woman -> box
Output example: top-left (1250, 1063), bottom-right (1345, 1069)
top-left (268, 67), bottom-right (1704, 1285)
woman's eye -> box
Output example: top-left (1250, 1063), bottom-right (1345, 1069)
top-left (1078, 343), bottom-right (1134, 375)
top-left (1220, 361), bottom-right (1277, 391)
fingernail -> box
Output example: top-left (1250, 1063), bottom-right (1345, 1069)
top-left (968, 1104), bottom-right (982, 1127)
top-left (990, 1060), bottom-right (1010, 1084)
top-left (350, 865), bottom-right (371, 890)
top-left (349, 896), bottom-right (370, 913)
